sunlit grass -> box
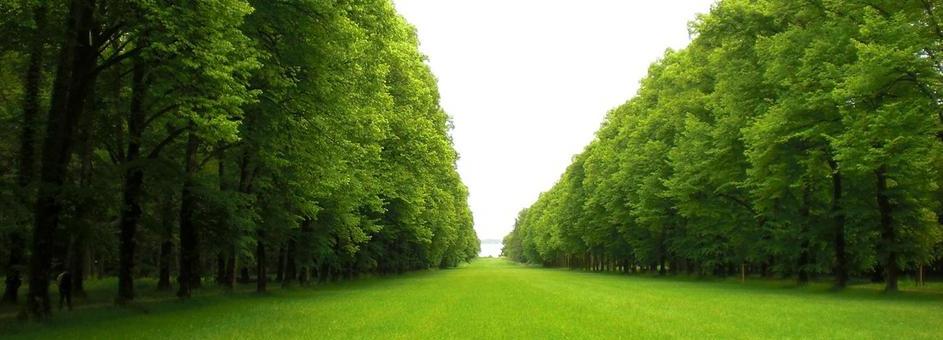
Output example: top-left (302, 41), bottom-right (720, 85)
top-left (2, 258), bottom-right (941, 339)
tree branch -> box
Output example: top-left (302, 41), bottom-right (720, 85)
top-left (146, 125), bottom-right (188, 159)
top-left (715, 192), bottom-right (757, 216)
top-left (93, 47), bottom-right (142, 75)
top-left (142, 104), bottom-right (180, 130)
top-left (198, 141), bottom-right (245, 168)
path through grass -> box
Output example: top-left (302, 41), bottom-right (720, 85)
top-left (2, 258), bottom-right (942, 339)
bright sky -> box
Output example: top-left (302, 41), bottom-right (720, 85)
top-left (393, 1), bottom-right (717, 241)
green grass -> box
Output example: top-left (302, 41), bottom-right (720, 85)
top-left (2, 258), bottom-right (942, 339)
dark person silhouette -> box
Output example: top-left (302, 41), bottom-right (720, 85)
top-left (57, 270), bottom-right (72, 311)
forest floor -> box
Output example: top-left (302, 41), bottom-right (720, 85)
top-left (1, 258), bottom-right (942, 339)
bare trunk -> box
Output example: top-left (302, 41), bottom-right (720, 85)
top-left (116, 54), bottom-right (146, 304)
top-left (876, 167), bottom-right (898, 292)
top-left (28, 0), bottom-right (97, 318)
top-left (226, 254), bottom-right (238, 287)
top-left (157, 240), bottom-right (173, 291)
top-left (828, 159), bottom-right (848, 288)
top-left (177, 125), bottom-right (200, 299)
top-left (4, 4), bottom-right (48, 305)
top-left (256, 237), bottom-right (267, 293)
top-left (215, 253), bottom-right (226, 285)
top-left (157, 195), bottom-right (174, 291)
top-left (276, 246), bottom-right (285, 282)
top-left (282, 238), bottom-right (296, 287)
top-left (797, 184), bottom-right (811, 285)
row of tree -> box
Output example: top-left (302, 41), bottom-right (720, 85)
top-left (0, 0), bottom-right (478, 319)
top-left (503, 0), bottom-right (943, 292)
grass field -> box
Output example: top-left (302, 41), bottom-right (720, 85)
top-left (1, 258), bottom-right (942, 339)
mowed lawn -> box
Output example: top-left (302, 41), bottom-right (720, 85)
top-left (2, 258), bottom-right (942, 339)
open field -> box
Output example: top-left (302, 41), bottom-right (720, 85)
top-left (2, 258), bottom-right (942, 339)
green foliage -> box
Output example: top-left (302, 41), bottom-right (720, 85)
top-left (504, 0), bottom-right (943, 288)
top-left (0, 0), bottom-right (476, 310)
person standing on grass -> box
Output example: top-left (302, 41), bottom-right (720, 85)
top-left (57, 270), bottom-right (72, 311)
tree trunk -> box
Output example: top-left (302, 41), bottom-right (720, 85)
top-left (238, 266), bottom-right (249, 284)
top-left (876, 167), bottom-right (898, 292)
top-left (276, 246), bottom-right (285, 282)
top-left (797, 184), bottom-right (811, 285)
top-left (157, 194), bottom-right (174, 291)
top-left (3, 4), bottom-right (48, 306)
top-left (227, 255), bottom-right (238, 287)
top-left (157, 239), bottom-right (173, 291)
top-left (256, 237), bottom-right (267, 293)
top-left (828, 159), bottom-right (848, 289)
top-left (69, 241), bottom-right (88, 298)
top-left (116, 54), bottom-right (147, 304)
top-left (215, 253), bottom-right (226, 285)
top-left (68, 64), bottom-right (99, 300)
top-left (283, 238), bottom-right (296, 287)
top-left (217, 148), bottom-right (237, 290)
top-left (177, 125), bottom-right (200, 299)
top-left (28, 0), bottom-right (97, 318)
top-left (658, 253), bottom-right (666, 276)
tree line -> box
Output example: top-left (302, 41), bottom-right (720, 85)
top-left (0, 0), bottom-right (478, 319)
top-left (503, 0), bottom-right (943, 292)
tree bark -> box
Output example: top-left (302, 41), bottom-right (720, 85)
top-left (215, 253), bottom-right (226, 285)
top-left (876, 167), bottom-right (898, 292)
top-left (157, 239), bottom-right (173, 291)
top-left (69, 240), bottom-right (88, 298)
top-left (797, 184), bottom-right (812, 285)
top-left (256, 237), bottom-right (267, 293)
top-left (226, 255), bottom-right (238, 287)
top-left (238, 265), bottom-right (249, 284)
top-left (276, 246), bottom-right (285, 282)
top-left (177, 125), bottom-right (200, 299)
top-left (3, 4), bottom-right (48, 305)
top-left (218, 148), bottom-right (236, 290)
top-left (828, 159), bottom-right (848, 289)
top-left (282, 238), bottom-right (296, 287)
top-left (116, 53), bottom-right (147, 304)
top-left (68, 62), bottom-right (100, 300)
top-left (157, 194), bottom-right (174, 291)
top-left (28, 0), bottom-right (97, 318)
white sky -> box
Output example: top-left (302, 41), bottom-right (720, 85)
top-left (393, 1), bottom-right (717, 240)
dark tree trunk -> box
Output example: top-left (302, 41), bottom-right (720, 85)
top-left (69, 241), bottom-right (88, 299)
top-left (157, 194), bottom-right (174, 291)
top-left (4, 4), bottom-right (48, 306)
top-left (276, 246), bottom-right (285, 282)
top-left (226, 254), bottom-right (238, 287)
top-left (256, 238), bottom-right (266, 293)
top-left (658, 229), bottom-right (667, 276)
top-left (177, 125), bottom-right (200, 299)
top-left (28, 0), bottom-right (97, 318)
top-left (157, 239), bottom-right (173, 291)
top-left (876, 167), bottom-right (898, 292)
top-left (68, 65), bottom-right (99, 300)
top-left (828, 159), bottom-right (848, 288)
top-left (283, 238), bottom-right (296, 287)
top-left (217, 149), bottom-right (236, 290)
top-left (215, 253), bottom-right (226, 285)
top-left (16, 4), bottom-right (46, 191)
top-left (797, 184), bottom-right (811, 285)
top-left (2, 230), bottom-right (25, 305)
top-left (116, 55), bottom-right (147, 305)
top-left (239, 266), bottom-right (249, 284)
